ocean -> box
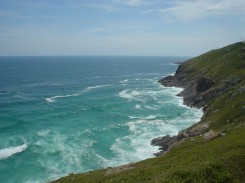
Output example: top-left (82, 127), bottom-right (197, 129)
top-left (0, 56), bottom-right (202, 183)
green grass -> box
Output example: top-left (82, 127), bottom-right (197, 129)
top-left (53, 42), bottom-right (245, 183)
top-left (180, 42), bottom-right (245, 82)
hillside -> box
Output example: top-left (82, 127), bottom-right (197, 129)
top-left (53, 42), bottom-right (245, 183)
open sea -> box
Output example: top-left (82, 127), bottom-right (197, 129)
top-left (0, 56), bottom-right (202, 183)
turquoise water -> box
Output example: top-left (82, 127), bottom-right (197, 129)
top-left (0, 56), bottom-right (202, 183)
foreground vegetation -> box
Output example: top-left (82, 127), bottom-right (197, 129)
top-left (53, 42), bottom-right (245, 183)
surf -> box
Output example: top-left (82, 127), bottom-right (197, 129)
top-left (0, 144), bottom-right (27, 160)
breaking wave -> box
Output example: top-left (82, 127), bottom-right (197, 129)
top-left (0, 144), bottom-right (27, 160)
top-left (45, 85), bottom-right (111, 103)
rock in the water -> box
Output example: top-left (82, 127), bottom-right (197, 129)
top-left (151, 135), bottom-right (179, 155)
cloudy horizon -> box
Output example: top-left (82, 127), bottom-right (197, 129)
top-left (0, 0), bottom-right (244, 57)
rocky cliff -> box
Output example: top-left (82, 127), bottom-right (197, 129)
top-left (53, 42), bottom-right (245, 183)
top-left (152, 42), bottom-right (245, 155)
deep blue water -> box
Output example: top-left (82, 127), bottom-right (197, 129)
top-left (0, 56), bottom-right (202, 183)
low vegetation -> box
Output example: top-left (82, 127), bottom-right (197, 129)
top-left (53, 42), bottom-right (245, 183)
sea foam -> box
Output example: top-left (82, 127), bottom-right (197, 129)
top-left (0, 144), bottom-right (27, 160)
top-left (85, 85), bottom-right (111, 91)
top-left (45, 85), bottom-right (111, 103)
top-left (118, 89), bottom-right (144, 102)
top-left (45, 93), bottom-right (79, 103)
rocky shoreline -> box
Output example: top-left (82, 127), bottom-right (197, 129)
top-left (151, 53), bottom-right (245, 156)
top-left (53, 42), bottom-right (245, 183)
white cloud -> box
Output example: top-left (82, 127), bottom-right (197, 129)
top-left (115, 0), bottom-right (159, 6)
top-left (143, 0), bottom-right (245, 22)
top-left (142, 9), bottom-right (157, 14)
top-left (115, 0), bottom-right (144, 6)
top-left (82, 3), bottom-right (118, 12)
top-left (160, 1), bottom-right (208, 21)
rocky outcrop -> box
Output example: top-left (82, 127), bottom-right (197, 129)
top-left (105, 163), bottom-right (135, 175)
top-left (154, 43), bottom-right (245, 156)
top-left (202, 130), bottom-right (218, 142)
top-left (151, 135), bottom-right (178, 156)
top-left (196, 76), bottom-right (215, 93)
top-left (152, 123), bottom-right (210, 156)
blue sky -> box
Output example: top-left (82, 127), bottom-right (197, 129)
top-left (0, 0), bottom-right (244, 56)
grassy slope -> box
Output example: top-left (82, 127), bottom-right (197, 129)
top-left (53, 42), bottom-right (245, 183)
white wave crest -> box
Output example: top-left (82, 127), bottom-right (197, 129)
top-left (145, 115), bottom-right (159, 120)
top-left (0, 144), bottom-right (27, 160)
top-left (45, 93), bottom-right (80, 103)
top-left (128, 116), bottom-right (140, 119)
top-left (85, 85), bottom-right (111, 91)
top-left (145, 105), bottom-right (158, 110)
top-left (119, 79), bottom-right (129, 83)
top-left (135, 104), bottom-right (141, 109)
top-left (45, 85), bottom-right (111, 103)
top-left (118, 89), bottom-right (144, 102)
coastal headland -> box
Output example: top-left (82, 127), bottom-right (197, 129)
top-left (53, 42), bottom-right (245, 183)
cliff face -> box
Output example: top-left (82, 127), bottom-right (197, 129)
top-left (53, 42), bottom-right (245, 183)
top-left (153, 42), bottom-right (245, 155)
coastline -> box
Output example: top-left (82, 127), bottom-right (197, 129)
top-left (52, 42), bottom-right (245, 183)
top-left (151, 63), bottom-right (206, 156)
top-left (151, 42), bottom-right (245, 155)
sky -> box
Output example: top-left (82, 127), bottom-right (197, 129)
top-left (0, 0), bottom-right (244, 56)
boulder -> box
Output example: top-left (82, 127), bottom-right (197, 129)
top-left (203, 130), bottom-right (218, 141)
top-left (187, 123), bottom-right (209, 137)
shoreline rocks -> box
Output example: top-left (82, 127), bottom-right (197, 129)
top-left (153, 61), bottom-right (225, 155)
top-left (151, 123), bottom-right (211, 156)
top-left (153, 50), bottom-right (244, 155)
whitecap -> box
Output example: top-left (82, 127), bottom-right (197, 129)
top-left (0, 144), bottom-right (27, 160)
top-left (45, 85), bottom-right (110, 103)
top-left (145, 115), bottom-right (158, 120)
top-left (27, 82), bottom-right (48, 87)
top-left (45, 98), bottom-right (55, 103)
top-left (128, 116), bottom-right (140, 119)
top-left (37, 129), bottom-right (50, 137)
top-left (45, 93), bottom-right (80, 103)
top-left (118, 89), bottom-right (144, 102)
top-left (135, 104), bottom-right (141, 109)
top-left (85, 85), bottom-right (111, 91)
top-left (119, 79), bottom-right (129, 83)
top-left (145, 106), bottom-right (158, 110)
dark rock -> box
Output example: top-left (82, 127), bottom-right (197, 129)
top-left (177, 130), bottom-right (189, 140)
top-left (239, 85), bottom-right (245, 93)
top-left (152, 123), bottom-right (211, 156)
top-left (151, 135), bottom-right (178, 155)
top-left (241, 47), bottom-right (245, 53)
top-left (225, 77), bottom-right (242, 88)
top-left (196, 76), bottom-right (215, 93)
